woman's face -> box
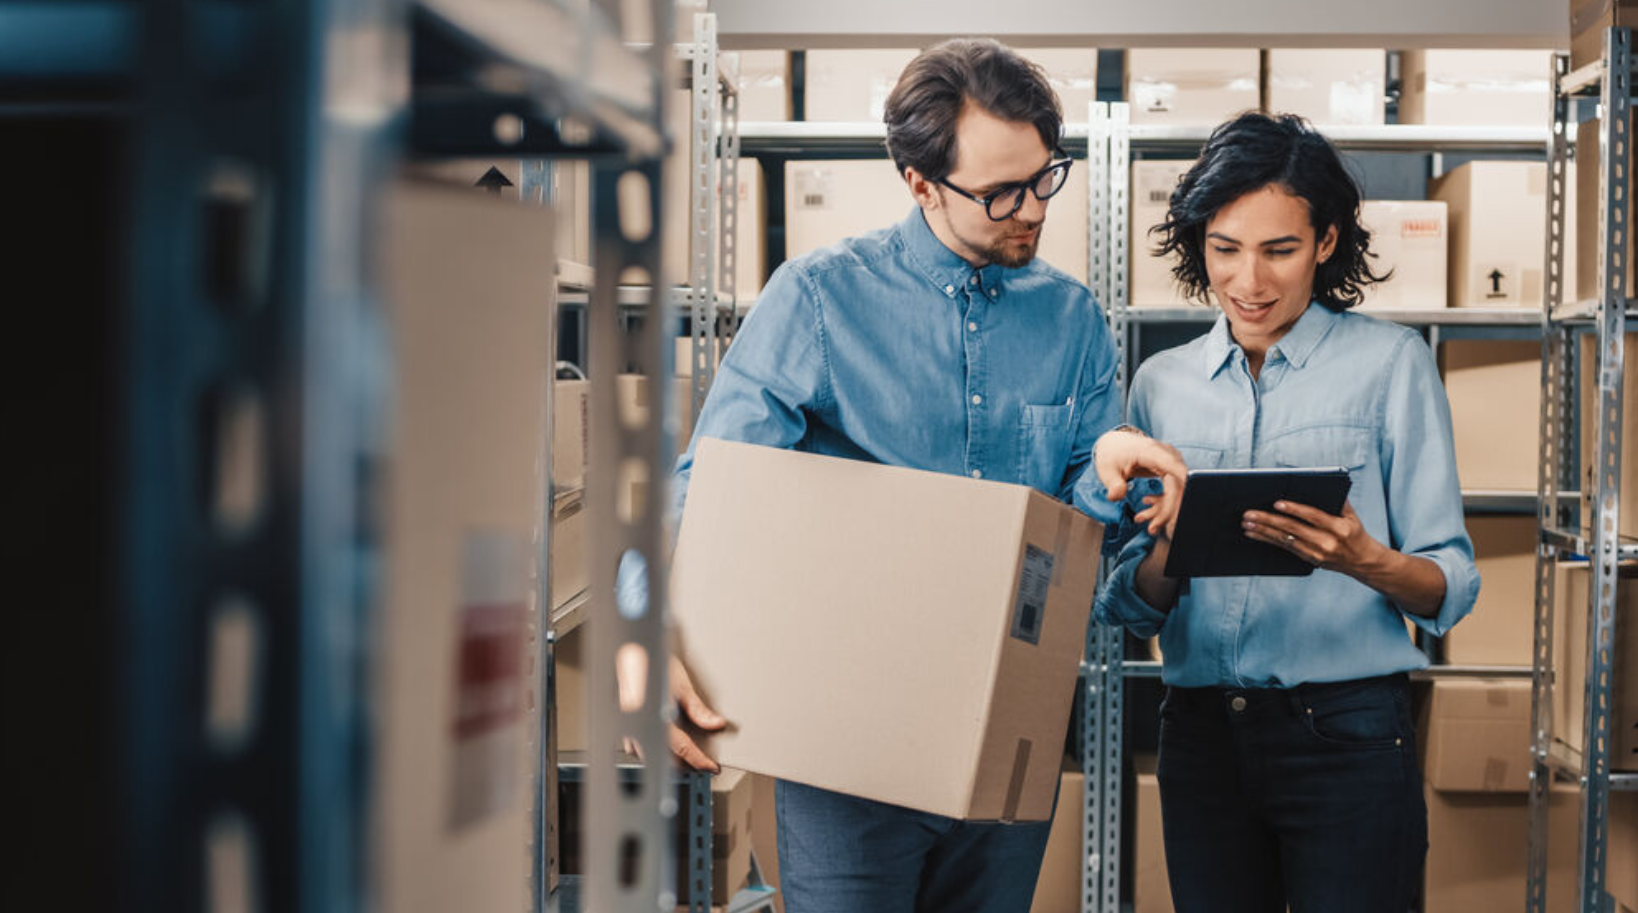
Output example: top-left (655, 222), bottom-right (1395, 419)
top-left (1203, 184), bottom-right (1338, 354)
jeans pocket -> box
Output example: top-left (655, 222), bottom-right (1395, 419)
top-left (1293, 679), bottom-right (1406, 750)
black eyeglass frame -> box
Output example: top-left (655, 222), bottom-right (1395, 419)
top-left (936, 152), bottom-right (1074, 222)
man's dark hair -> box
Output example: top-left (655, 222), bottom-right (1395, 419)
top-left (883, 39), bottom-right (1062, 181)
top-left (1153, 112), bottom-right (1389, 311)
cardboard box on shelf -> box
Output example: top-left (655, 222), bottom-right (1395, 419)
top-left (708, 768), bottom-right (755, 903)
top-left (1577, 331), bottom-right (1638, 542)
top-left (553, 161), bottom-right (592, 268)
top-left (1611, 791), bottom-right (1638, 912)
top-left (1440, 340), bottom-right (1541, 491)
top-left (554, 380), bottom-right (589, 491)
top-left (803, 49), bottom-right (919, 122)
top-left (376, 179), bottom-right (553, 913)
top-left (1551, 560), bottom-right (1638, 771)
top-left (1429, 159), bottom-right (1577, 310)
top-left (1029, 758), bottom-right (1084, 913)
top-left (784, 158), bottom-right (1090, 283)
top-left (664, 100), bottom-right (769, 296)
top-left (750, 774), bottom-right (782, 912)
top-left (1356, 200), bottom-right (1448, 311)
top-left (1125, 49), bottom-right (1259, 126)
top-left (1130, 159), bottom-right (1194, 308)
top-left (733, 50), bottom-right (792, 122)
top-left (729, 156), bottom-right (768, 304)
top-left (1575, 113), bottom-right (1638, 306)
top-left (617, 373), bottom-right (698, 457)
top-left (1419, 678), bottom-right (1533, 792)
top-left (1134, 754), bottom-right (1174, 913)
top-left (1027, 49), bottom-right (1100, 124)
top-left (672, 439), bottom-right (1102, 820)
top-left (1571, 0), bottom-right (1638, 68)
top-left (1423, 782), bottom-right (1579, 912)
top-left (549, 489), bottom-right (587, 612)
top-left (553, 625), bottom-right (586, 753)
top-left (1442, 516), bottom-right (1539, 666)
top-left (1398, 50), bottom-right (1554, 127)
top-left (1265, 49), bottom-right (1386, 126)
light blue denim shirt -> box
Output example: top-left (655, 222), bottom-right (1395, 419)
top-left (671, 206), bottom-right (1126, 519)
top-left (1094, 303), bottom-right (1480, 688)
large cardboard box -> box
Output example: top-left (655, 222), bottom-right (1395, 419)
top-left (1130, 159), bottom-right (1194, 308)
top-left (732, 50), bottom-right (792, 122)
top-left (1420, 679), bottom-right (1533, 792)
top-left (1431, 160), bottom-right (1578, 310)
top-left (554, 379), bottom-right (589, 491)
top-left (376, 180), bottom-right (552, 913)
top-left (784, 159), bottom-right (1090, 283)
top-left (1612, 791), bottom-right (1638, 912)
top-left (1398, 50), bottom-right (1554, 127)
top-left (1356, 200), bottom-right (1448, 310)
top-left (1266, 49), bottom-right (1386, 126)
top-left (549, 489), bottom-right (587, 611)
top-left (672, 439), bottom-right (1102, 820)
top-left (1577, 331), bottom-right (1638, 542)
top-left (1029, 759), bottom-right (1084, 913)
top-left (730, 157), bottom-right (768, 304)
top-left (803, 48), bottom-right (1099, 123)
top-left (750, 774), bottom-right (783, 913)
top-left (1571, 0), bottom-right (1638, 69)
top-left (1575, 114), bottom-right (1638, 306)
top-left (1444, 516), bottom-right (1540, 666)
top-left (1441, 340), bottom-right (1541, 492)
top-left (1125, 49), bottom-right (1259, 126)
top-left (1424, 782), bottom-right (1579, 912)
top-left (707, 768), bottom-right (755, 903)
top-left (1551, 560), bottom-right (1638, 771)
top-left (1134, 754), bottom-right (1174, 913)
top-left (553, 625), bottom-right (587, 753)
top-left (1028, 49), bottom-right (1100, 124)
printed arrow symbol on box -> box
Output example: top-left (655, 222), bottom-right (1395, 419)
top-left (475, 166), bottom-right (513, 194)
top-left (1488, 269), bottom-right (1505, 294)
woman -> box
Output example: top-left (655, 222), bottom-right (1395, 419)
top-left (1095, 112), bottom-right (1479, 913)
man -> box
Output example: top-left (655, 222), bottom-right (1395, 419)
top-left (657, 38), bottom-right (1183, 912)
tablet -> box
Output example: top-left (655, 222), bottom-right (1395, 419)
top-left (1162, 467), bottom-right (1353, 578)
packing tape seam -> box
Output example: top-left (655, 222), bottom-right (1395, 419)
top-left (1002, 738), bottom-right (1033, 823)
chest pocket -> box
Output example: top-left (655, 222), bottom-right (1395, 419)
top-left (1174, 443), bottom-right (1226, 472)
top-left (1264, 425), bottom-right (1373, 487)
top-left (1018, 403), bottom-right (1074, 494)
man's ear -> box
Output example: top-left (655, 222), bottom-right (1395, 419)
top-left (904, 166), bottom-right (941, 212)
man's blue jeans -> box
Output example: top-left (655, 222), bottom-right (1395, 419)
top-left (775, 778), bottom-right (1055, 913)
top-left (1157, 673), bottom-right (1427, 913)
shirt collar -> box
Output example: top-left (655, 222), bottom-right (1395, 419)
top-left (896, 206), bottom-right (1007, 301)
top-left (1202, 301), bottom-right (1338, 378)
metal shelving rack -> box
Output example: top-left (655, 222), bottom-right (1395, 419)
top-left (1527, 30), bottom-right (1637, 913)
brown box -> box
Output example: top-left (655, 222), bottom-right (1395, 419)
top-left (1420, 678), bottom-right (1533, 792)
top-left (1134, 754), bottom-right (1174, 913)
top-left (1029, 759), bottom-right (1084, 913)
top-left (1423, 782), bottom-right (1579, 912)
top-left (1027, 49), bottom-right (1100, 124)
top-left (1125, 49), bottom-right (1259, 126)
top-left (375, 179), bottom-right (552, 913)
top-left (732, 50), bottom-right (792, 122)
top-left (553, 625), bottom-right (586, 753)
top-left (1613, 791), bottom-right (1638, 912)
top-left (554, 380), bottom-right (589, 491)
top-left (1130, 159), bottom-right (1194, 308)
top-left (1266, 49), bottom-right (1386, 126)
top-left (784, 159), bottom-right (1090, 283)
top-left (1551, 560), bottom-right (1638, 771)
top-left (549, 489), bottom-right (587, 611)
top-left (709, 768), bottom-right (755, 903)
top-left (1575, 113), bottom-right (1638, 306)
top-left (1571, 0), bottom-right (1638, 69)
top-left (1398, 50), bottom-right (1554, 127)
top-left (730, 157), bottom-right (768, 304)
top-left (616, 373), bottom-right (697, 457)
top-left (1577, 331), bottom-right (1638, 542)
top-left (803, 49), bottom-right (1099, 124)
top-left (673, 439), bottom-right (1101, 820)
top-left (1356, 200), bottom-right (1448, 310)
top-left (1441, 340), bottom-right (1541, 492)
top-left (1443, 516), bottom-right (1540, 666)
top-left (750, 773), bottom-right (783, 912)
top-left (1430, 160), bottom-right (1577, 310)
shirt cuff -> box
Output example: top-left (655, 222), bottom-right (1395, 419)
top-left (1404, 547), bottom-right (1480, 637)
top-left (1093, 532), bottom-right (1171, 639)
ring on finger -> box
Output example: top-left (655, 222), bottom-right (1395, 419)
top-left (1284, 533), bottom-right (1295, 544)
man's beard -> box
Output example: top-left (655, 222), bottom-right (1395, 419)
top-left (950, 214), bottom-right (1043, 268)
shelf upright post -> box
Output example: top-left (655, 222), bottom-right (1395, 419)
top-left (717, 44), bottom-right (742, 363)
top-left (688, 13), bottom-right (721, 415)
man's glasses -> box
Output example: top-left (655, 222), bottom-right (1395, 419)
top-left (937, 154), bottom-right (1073, 222)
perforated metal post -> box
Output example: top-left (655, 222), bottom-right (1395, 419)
top-left (1526, 49), bottom-right (1576, 913)
top-left (1577, 25), bottom-right (1631, 913)
top-left (583, 2), bottom-right (679, 911)
top-left (688, 13), bottom-right (721, 418)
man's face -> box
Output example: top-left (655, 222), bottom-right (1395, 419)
top-left (914, 104), bottom-right (1054, 268)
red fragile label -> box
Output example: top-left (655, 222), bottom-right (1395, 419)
top-left (452, 602), bottom-right (527, 739)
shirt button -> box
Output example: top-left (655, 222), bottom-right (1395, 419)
top-left (944, 284), bottom-right (955, 294)
top-left (1230, 696), bottom-right (1247, 712)
top-left (971, 394), bottom-right (983, 405)
top-left (968, 321), bottom-right (978, 332)
top-left (970, 274), bottom-right (980, 285)
top-left (971, 469), bottom-right (983, 479)
top-left (988, 288), bottom-right (998, 298)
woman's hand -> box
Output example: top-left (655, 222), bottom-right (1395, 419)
top-left (1242, 500), bottom-right (1385, 576)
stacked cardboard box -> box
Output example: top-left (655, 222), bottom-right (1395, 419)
top-left (803, 49), bottom-right (1098, 123)
top-left (1356, 200), bottom-right (1448, 310)
top-left (1577, 331), bottom-right (1638, 542)
top-left (1441, 340), bottom-right (1541, 492)
top-left (672, 439), bottom-right (1101, 820)
top-left (1398, 51), bottom-right (1554, 127)
top-left (732, 50), bottom-right (792, 122)
top-left (1551, 560), bottom-right (1638, 772)
top-left (1266, 49), bottom-right (1386, 126)
top-left (1570, 0), bottom-right (1638, 69)
top-left (1133, 754), bottom-right (1173, 913)
top-left (1443, 516), bottom-right (1540, 666)
top-left (1125, 50), bottom-right (1259, 126)
top-left (1129, 160), bottom-right (1194, 308)
top-left (1421, 679), bottom-right (1534, 793)
top-left (784, 158), bottom-right (1091, 283)
top-left (1576, 113), bottom-right (1638, 307)
top-left (1430, 160), bottom-right (1578, 310)
top-left (1029, 759), bottom-right (1084, 913)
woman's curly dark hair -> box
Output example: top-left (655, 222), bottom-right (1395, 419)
top-left (1151, 112), bottom-right (1389, 310)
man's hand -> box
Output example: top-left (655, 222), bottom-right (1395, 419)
top-left (618, 649), bottom-right (726, 772)
top-left (1093, 428), bottom-right (1188, 537)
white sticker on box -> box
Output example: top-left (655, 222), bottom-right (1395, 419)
top-left (1011, 545), bottom-right (1054, 645)
top-left (793, 168), bottom-right (834, 211)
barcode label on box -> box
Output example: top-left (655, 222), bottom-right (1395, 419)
top-left (1011, 545), bottom-right (1054, 645)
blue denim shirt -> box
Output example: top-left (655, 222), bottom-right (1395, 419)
top-left (1094, 303), bottom-right (1480, 688)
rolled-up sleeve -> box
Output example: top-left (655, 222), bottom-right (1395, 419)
top-left (1087, 365), bottom-right (1172, 637)
top-left (1380, 333), bottom-right (1480, 635)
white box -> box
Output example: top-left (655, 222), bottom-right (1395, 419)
top-left (804, 49), bottom-right (918, 123)
top-left (1130, 159), bottom-right (1194, 307)
top-left (1267, 49), bottom-right (1386, 126)
top-left (1429, 160), bottom-right (1576, 309)
top-left (1356, 200), bottom-right (1448, 311)
top-left (732, 50), bottom-right (791, 122)
top-left (1126, 49), bottom-right (1259, 127)
top-left (1398, 50), bottom-right (1554, 127)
